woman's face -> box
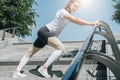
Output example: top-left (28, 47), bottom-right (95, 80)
top-left (70, 2), bottom-right (80, 13)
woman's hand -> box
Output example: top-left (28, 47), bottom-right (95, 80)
top-left (95, 20), bottom-right (100, 27)
top-left (90, 20), bottom-right (100, 27)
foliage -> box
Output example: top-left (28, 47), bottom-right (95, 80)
top-left (112, 0), bottom-right (120, 25)
top-left (0, 0), bottom-right (38, 37)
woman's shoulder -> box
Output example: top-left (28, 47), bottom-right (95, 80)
top-left (58, 8), bottom-right (67, 12)
top-left (57, 8), bottom-right (69, 14)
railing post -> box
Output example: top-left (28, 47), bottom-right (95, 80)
top-left (1, 30), bottom-right (6, 41)
top-left (11, 28), bottom-right (16, 38)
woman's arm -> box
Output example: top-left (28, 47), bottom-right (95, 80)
top-left (64, 14), bottom-right (97, 26)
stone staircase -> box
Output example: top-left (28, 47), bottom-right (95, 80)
top-left (0, 44), bottom-right (66, 80)
top-left (0, 41), bottom-right (108, 80)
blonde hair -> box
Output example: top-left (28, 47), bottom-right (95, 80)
top-left (65, 0), bottom-right (80, 9)
top-left (69, 0), bottom-right (81, 3)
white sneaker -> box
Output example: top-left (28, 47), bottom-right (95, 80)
top-left (13, 72), bottom-right (27, 78)
top-left (38, 66), bottom-right (51, 78)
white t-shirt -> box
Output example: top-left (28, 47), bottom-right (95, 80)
top-left (46, 9), bottom-right (70, 36)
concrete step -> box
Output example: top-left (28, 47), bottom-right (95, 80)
top-left (0, 41), bottom-right (108, 80)
top-left (0, 64), bottom-right (105, 80)
top-left (0, 65), bottom-right (68, 80)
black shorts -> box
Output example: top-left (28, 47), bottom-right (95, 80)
top-left (33, 26), bottom-right (54, 48)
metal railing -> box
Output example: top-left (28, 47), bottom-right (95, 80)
top-left (62, 27), bottom-right (97, 80)
top-left (0, 27), bottom-right (20, 41)
top-left (95, 21), bottom-right (120, 60)
top-left (62, 21), bottom-right (120, 80)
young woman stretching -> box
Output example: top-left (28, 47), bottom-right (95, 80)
top-left (13, 0), bottom-right (100, 78)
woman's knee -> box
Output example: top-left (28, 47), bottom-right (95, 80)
top-left (25, 47), bottom-right (33, 57)
top-left (25, 46), bottom-right (40, 58)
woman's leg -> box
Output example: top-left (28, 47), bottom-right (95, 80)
top-left (44, 37), bottom-right (65, 67)
top-left (13, 46), bottom-right (41, 78)
top-left (38, 37), bottom-right (65, 78)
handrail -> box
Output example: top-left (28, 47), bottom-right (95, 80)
top-left (62, 27), bottom-right (97, 80)
top-left (96, 21), bottom-right (120, 60)
top-left (0, 27), bottom-right (21, 40)
top-left (0, 27), bottom-right (20, 31)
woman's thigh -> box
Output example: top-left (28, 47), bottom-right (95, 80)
top-left (47, 37), bottom-right (65, 51)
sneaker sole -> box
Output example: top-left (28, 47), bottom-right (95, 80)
top-left (13, 74), bottom-right (27, 78)
top-left (38, 69), bottom-right (51, 78)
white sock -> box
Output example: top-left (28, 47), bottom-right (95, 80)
top-left (16, 56), bottom-right (30, 71)
top-left (44, 50), bottom-right (62, 67)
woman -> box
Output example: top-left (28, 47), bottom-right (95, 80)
top-left (13, 0), bottom-right (100, 78)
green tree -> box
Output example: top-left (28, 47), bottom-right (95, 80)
top-left (0, 0), bottom-right (38, 38)
top-left (112, 0), bottom-right (120, 25)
